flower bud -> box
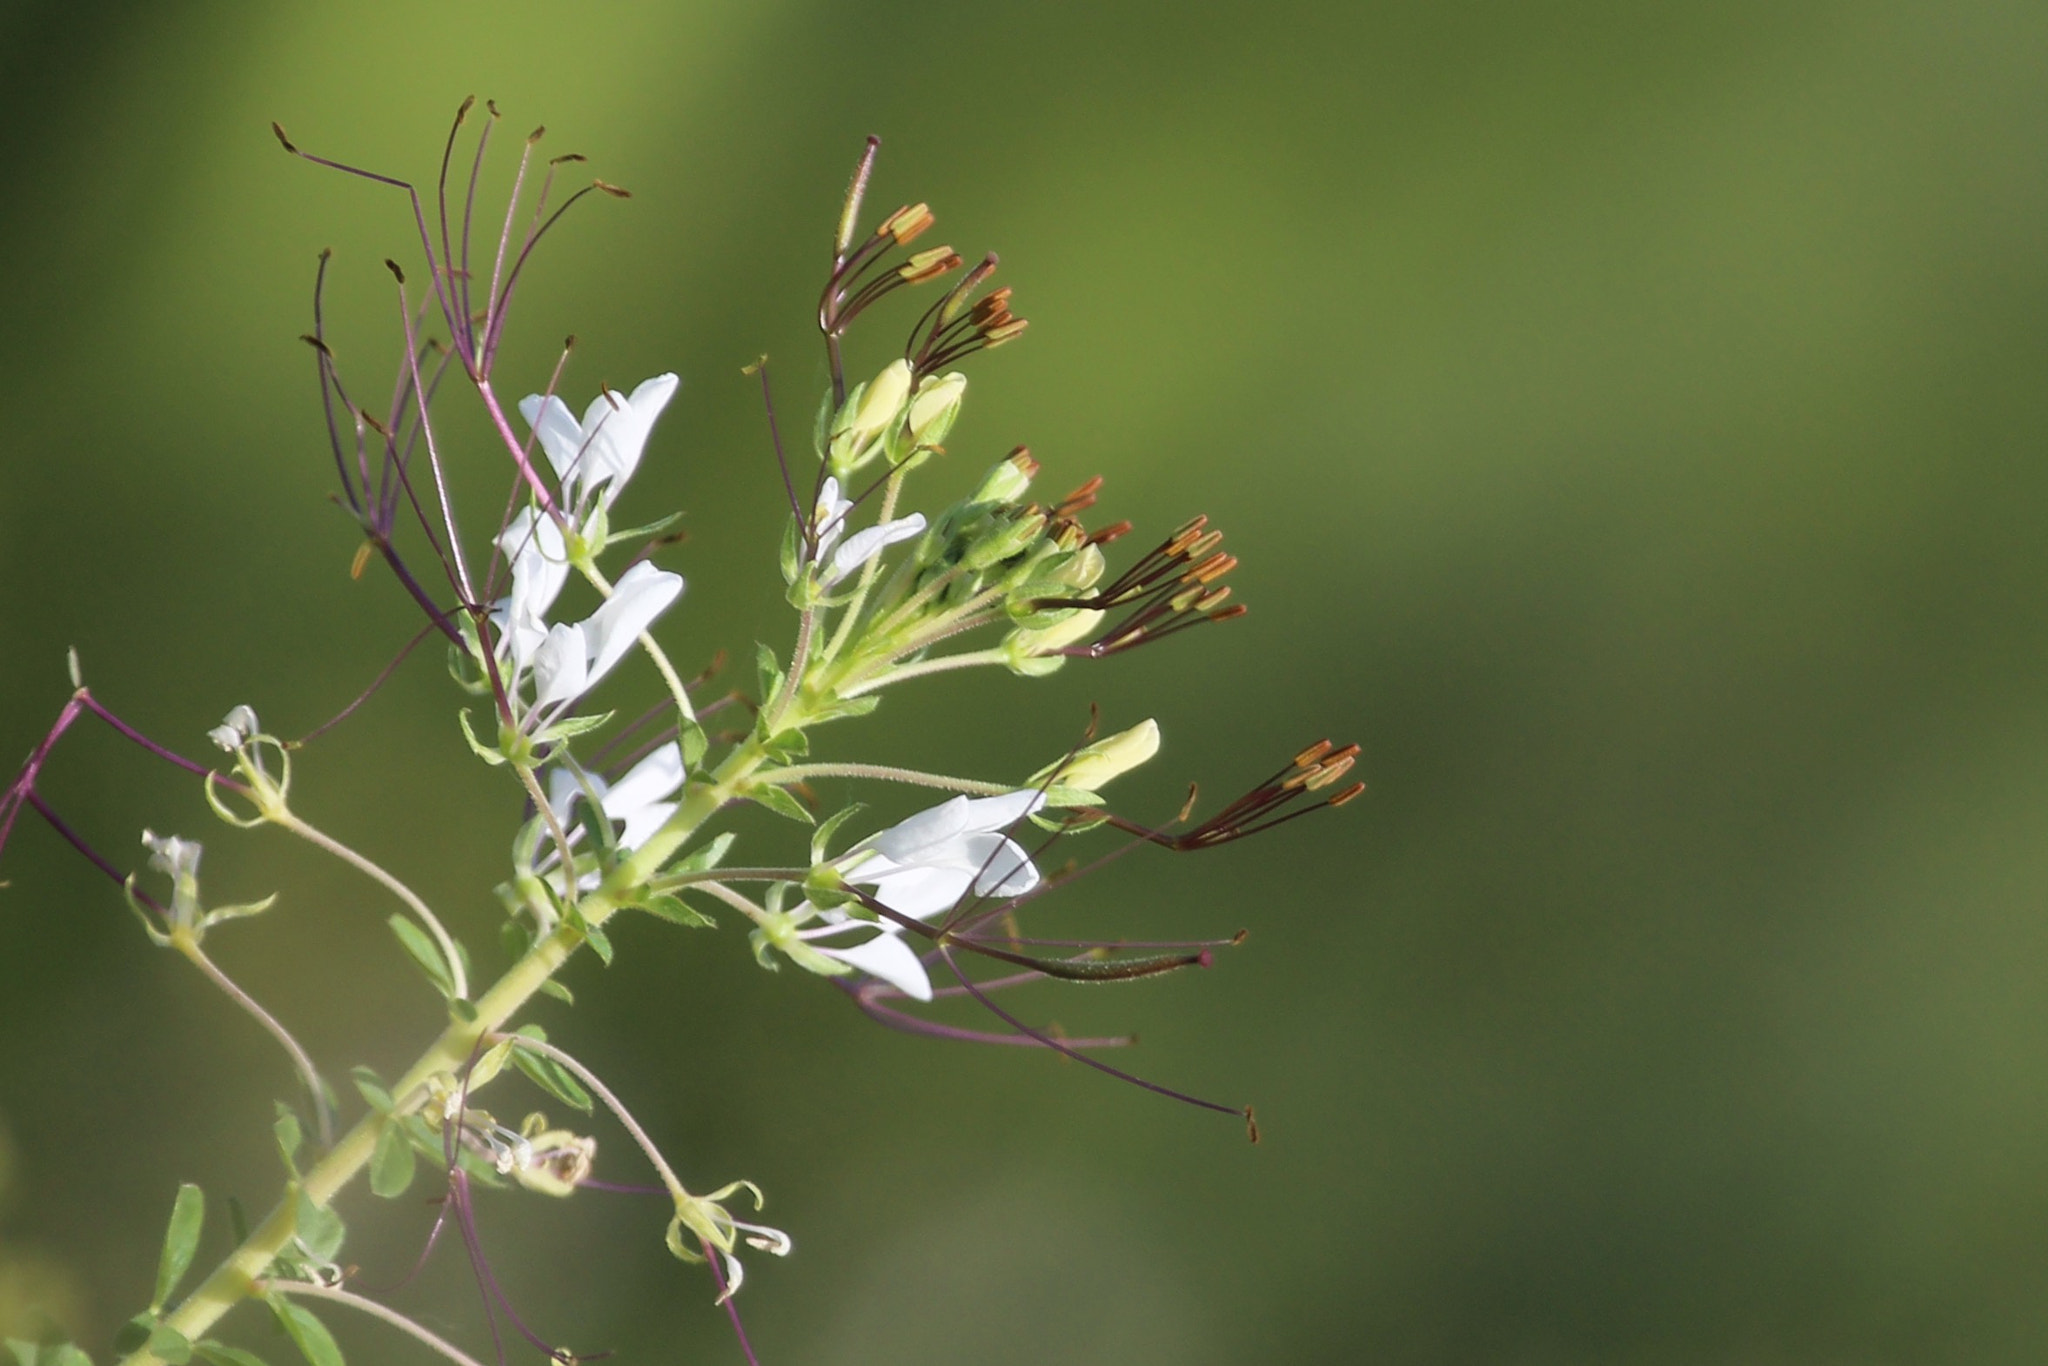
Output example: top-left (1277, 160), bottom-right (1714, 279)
top-left (972, 449), bottom-right (1038, 506)
top-left (904, 372), bottom-right (965, 450)
top-left (1055, 543), bottom-right (1106, 590)
top-left (963, 508), bottom-right (1047, 571)
top-left (1035, 719), bottom-right (1161, 792)
top-left (829, 359), bottom-right (913, 473)
top-left (1002, 608), bottom-right (1103, 676)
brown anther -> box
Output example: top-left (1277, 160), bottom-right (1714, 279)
top-left (593, 179), bottom-right (631, 198)
top-left (1305, 754), bottom-right (1357, 789)
top-left (456, 94), bottom-right (478, 121)
top-left (357, 410), bottom-right (390, 439)
top-left (1230, 929), bottom-right (1250, 946)
top-left (299, 333), bottom-right (332, 357)
top-left (1189, 552), bottom-right (1236, 585)
top-left (1185, 531), bottom-right (1226, 561)
top-left (1194, 587), bottom-right (1233, 612)
top-left (384, 258), bottom-right (406, 284)
top-left (1294, 739), bottom-right (1335, 767)
top-left (898, 247), bottom-right (962, 283)
top-left (349, 543), bottom-right (373, 580)
top-left (1057, 476), bottom-right (1104, 516)
top-left (1009, 446), bottom-right (1040, 479)
top-left (971, 287), bottom-right (1013, 321)
top-left (1210, 603), bottom-right (1248, 623)
top-left (1088, 519), bottom-right (1134, 546)
top-left (271, 121), bottom-right (297, 153)
top-left (550, 153), bottom-right (588, 165)
top-left (1177, 783), bottom-right (1201, 823)
top-left (527, 125), bottom-right (546, 145)
top-left (1245, 1107), bottom-right (1261, 1145)
top-left (982, 318), bottom-right (1029, 345)
top-left (1328, 782), bottom-right (1366, 807)
top-left (485, 99), bottom-right (502, 118)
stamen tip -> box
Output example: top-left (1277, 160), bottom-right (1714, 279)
top-left (65, 647), bottom-right (82, 689)
top-left (594, 178), bottom-right (631, 199)
top-left (384, 258), bottom-right (406, 285)
top-left (270, 120), bottom-right (296, 153)
top-left (1244, 1106), bottom-right (1261, 1145)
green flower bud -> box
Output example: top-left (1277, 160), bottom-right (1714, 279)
top-left (1033, 719), bottom-right (1161, 791)
top-left (828, 359), bottom-right (913, 474)
top-left (1002, 608), bottom-right (1103, 675)
top-left (972, 448), bottom-right (1039, 506)
top-left (963, 509), bottom-right (1048, 571)
top-left (904, 371), bottom-right (965, 449)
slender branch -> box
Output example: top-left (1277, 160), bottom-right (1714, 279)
top-left (761, 762), bottom-right (1011, 795)
top-left (495, 1032), bottom-right (688, 1202)
top-left (175, 934), bottom-right (333, 1147)
top-left (272, 812), bottom-right (470, 1000)
top-left (839, 646), bottom-right (1007, 699)
top-left (257, 1279), bottom-right (492, 1366)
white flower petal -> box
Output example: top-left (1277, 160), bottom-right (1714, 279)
top-left (531, 622), bottom-right (590, 711)
top-left (616, 800), bottom-right (677, 852)
top-left (583, 562), bottom-right (684, 687)
top-left (823, 513), bottom-right (926, 587)
top-left (498, 507), bottom-right (571, 625)
top-left (603, 742), bottom-right (685, 819)
top-left (811, 476), bottom-right (852, 560)
top-left (959, 832), bottom-right (1041, 898)
top-left (518, 393), bottom-right (589, 493)
top-left (956, 790), bottom-right (1047, 832)
top-left (862, 862), bottom-right (976, 919)
top-left (818, 931), bottom-right (934, 1001)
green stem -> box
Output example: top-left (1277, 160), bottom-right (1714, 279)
top-left (121, 748), bottom-right (763, 1366)
top-left (259, 1279), bottom-right (491, 1366)
top-left (272, 811), bottom-right (469, 1001)
top-left (174, 933), bottom-right (332, 1147)
top-left (762, 762), bottom-right (1010, 795)
top-left (839, 646), bottom-right (1008, 699)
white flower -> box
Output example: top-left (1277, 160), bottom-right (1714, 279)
top-left (810, 475), bottom-right (925, 587)
top-left (545, 741), bottom-right (685, 855)
top-left (797, 790), bottom-right (1048, 1001)
top-left (497, 506), bottom-right (571, 626)
top-left (520, 562), bottom-right (684, 722)
top-left (518, 373), bottom-right (679, 514)
top-left (142, 829), bottom-right (202, 882)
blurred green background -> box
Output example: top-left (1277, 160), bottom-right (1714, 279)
top-left (2, 1), bottom-right (2046, 1361)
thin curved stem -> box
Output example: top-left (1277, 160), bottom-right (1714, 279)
top-left (495, 1032), bottom-right (689, 1202)
top-left (175, 934), bottom-right (333, 1147)
top-left (256, 1279), bottom-right (492, 1366)
top-left (273, 811), bottom-right (470, 1000)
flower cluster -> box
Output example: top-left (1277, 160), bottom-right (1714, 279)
top-left (0, 111), bottom-right (1357, 1366)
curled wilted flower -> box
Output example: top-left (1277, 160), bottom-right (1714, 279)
top-left (206, 705), bottom-right (261, 753)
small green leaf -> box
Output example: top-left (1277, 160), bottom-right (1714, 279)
top-left (387, 914), bottom-right (455, 997)
top-left (582, 919), bottom-right (613, 965)
top-left (293, 1190), bottom-right (345, 1262)
top-left (534, 709), bottom-right (616, 744)
top-left (151, 1182), bottom-right (205, 1311)
top-left (449, 997), bottom-right (479, 1023)
top-left (5, 1340), bottom-right (39, 1366)
top-left (762, 727), bottom-right (809, 761)
top-left (755, 642), bottom-right (783, 703)
top-left (668, 831), bottom-right (737, 876)
top-left (112, 1317), bottom-right (154, 1355)
top-left (42, 1347), bottom-right (91, 1366)
top-left (266, 1298), bottom-right (344, 1366)
top-left (750, 783), bottom-right (815, 826)
top-left (455, 707), bottom-right (508, 766)
top-left (538, 978), bottom-right (575, 1005)
top-left (508, 1027), bottom-right (592, 1113)
top-left (811, 804), bottom-right (868, 863)
top-left (146, 1324), bottom-right (192, 1365)
top-left (349, 1067), bottom-right (393, 1114)
top-left (635, 893), bottom-right (716, 929)
top-left (370, 1119), bottom-right (416, 1198)
top-left (272, 1106), bottom-right (303, 1176)
top-left (679, 718), bottom-right (708, 769)
top-left (195, 1343), bottom-right (273, 1366)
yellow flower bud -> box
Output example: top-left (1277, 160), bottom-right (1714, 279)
top-left (1037, 719), bottom-right (1161, 792)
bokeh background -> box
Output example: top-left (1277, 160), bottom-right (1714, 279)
top-left (2, 1), bottom-right (2046, 1361)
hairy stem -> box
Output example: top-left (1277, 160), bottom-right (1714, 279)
top-left (175, 933), bottom-right (333, 1147)
top-left (258, 1279), bottom-right (492, 1366)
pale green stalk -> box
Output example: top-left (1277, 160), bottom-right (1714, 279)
top-left (498, 1032), bottom-right (688, 1200)
top-left (257, 1280), bottom-right (491, 1366)
top-left (120, 743), bottom-right (766, 1366)
top-left (173, 931), bottom-right (332, 1146)
top-left (839, 646), bottom-right (1008, 699)
top-left (762, 762), bottom-right (1010, 795)
top-left (271, 812), bottom-right (469, 1001)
